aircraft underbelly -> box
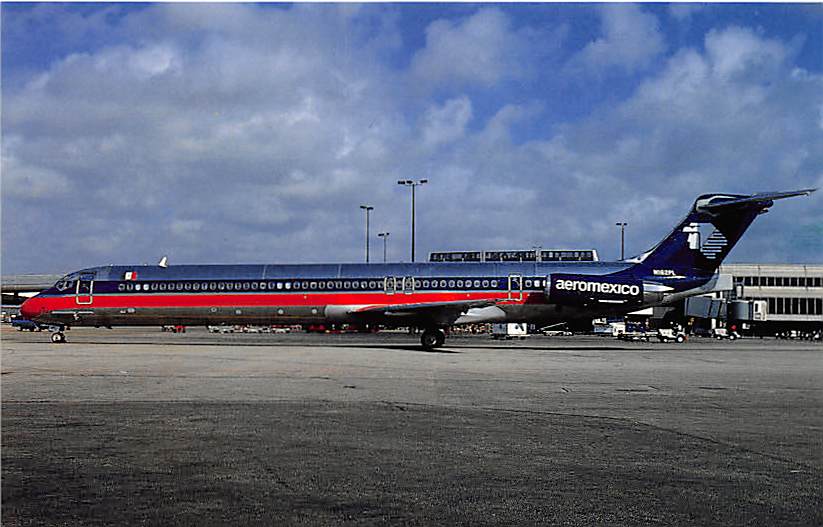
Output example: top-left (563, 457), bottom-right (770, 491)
top-left (39, 298), bottom-right (639, 328)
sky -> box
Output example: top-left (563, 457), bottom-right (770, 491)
top-left (2, 3), bottom-right (822, 275)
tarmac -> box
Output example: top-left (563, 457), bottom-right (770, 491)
top-left (2, 326), bottom-right (821, 526)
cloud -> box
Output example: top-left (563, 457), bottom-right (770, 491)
top-left (421, 96), bottom-right (473, 147)
top-left (1, 148), bottom-right (71, 199)
top-left (704, 26), bottom-right (789, 80)
top-left (668, 4), bottom-right (704, 22)
top-left (572, 4), bottom-right (665, 74)
top-left (410, 8), bottom-right (542, 89)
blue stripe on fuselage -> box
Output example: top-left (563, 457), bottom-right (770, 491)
top-left (77, 261), bottom-right (633, 282)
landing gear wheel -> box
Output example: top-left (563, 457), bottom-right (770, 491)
top-left (51, 332), bottom-right (66, 344)
top-left (676, 335), bottom-right (685, 343)
top-left (420, 328), bottom-right (446, 350)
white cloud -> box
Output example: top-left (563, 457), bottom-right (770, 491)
top-left (410, 8), bottom-right (541, 89)
top-left (668, 4), bottom-right (704, 22)
top-left (421, 96), bottom-right (473, 147)
top-left (573, 5), bottom-right (665, 74)
top-left (1, 150), bottom-right (71, 199)
top-left (705, 26), bottom-right (788, 80)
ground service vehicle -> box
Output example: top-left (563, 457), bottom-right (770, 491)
top-left (657, 328), bottom-right (687, 343)
top-left (491, 323), bottom-right (529, 340)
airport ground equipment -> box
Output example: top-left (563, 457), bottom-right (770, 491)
top-left (491, 323), bottom-right (529, 340)
top-left (657, 328), bottom-right (686, 343)
top-left (19, 190), bottom-right (815, 349)
top-left (711, 327), bottom-right (740, 340)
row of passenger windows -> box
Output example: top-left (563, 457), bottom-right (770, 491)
top-left (116, 278), bottom-right (548, 293)
top-left (750, 297), bottom-right (823, 316)
top-left (735, 276), bottom-right (822, 288)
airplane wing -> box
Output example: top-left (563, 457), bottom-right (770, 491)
top-left (349, 298), bottom-right (505, 326)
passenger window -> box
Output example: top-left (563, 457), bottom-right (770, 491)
top-left (491, 280), bottom-right (498, 288)
top-left (448, 280), bottom-right (455, 288)
top-left (193, 283), bottom-right (200, 291)
top-left (218, 283), bottom-right (225, 290)
top-left (310, 282), bottom-right (317, 289)
top-left (210, 283), bottom-right (217, 290)
top-left (277, 282), bottom-right (283, 290)
top-left (439, 280), bottom-right (447, 288)
top-left (118, 284), bottom-right (126, 292)
top-left (285, 283), bottom-right (291, 290)
top-left (369, 281), bottom-right (377, 289)
top-left (482, 280), bottom-right (489, 288)
top-left (525, 280), bottom-right (532, 287)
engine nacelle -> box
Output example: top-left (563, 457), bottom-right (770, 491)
top-left (546, 274), bottom-right (645, 307)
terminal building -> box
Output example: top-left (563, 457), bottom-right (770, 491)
top-left (720, 263), bottom-right (823, 333)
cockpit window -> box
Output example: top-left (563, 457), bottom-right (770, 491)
top-left (55, 276), bottom-right (75, 291)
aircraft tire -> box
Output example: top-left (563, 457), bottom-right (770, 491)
top-left (51, 332), bottom-right (66, 344)
top-left (421, 328), bottom-right (446, 350)
top-left (676, 335), bottom-right (685, 343)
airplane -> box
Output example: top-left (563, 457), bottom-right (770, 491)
top-left (20, 189), bottom-right (815, 348)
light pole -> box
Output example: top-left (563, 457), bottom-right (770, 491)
top-left (397, 179), bottom-right (428, 262)
top-left (360, 205), bottom-right (373, 263)
top-left (615, 222), bottom-right (628, 260)
top-left (378, 232), bottom-right (390, 263)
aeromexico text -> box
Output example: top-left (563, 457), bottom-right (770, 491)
top-left (551, 276), bottom-right (642, 296)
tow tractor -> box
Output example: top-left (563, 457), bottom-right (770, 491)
top-left (657, 327), bottom-right (687, 343)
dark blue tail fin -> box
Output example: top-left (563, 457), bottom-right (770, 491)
top-left (628, 190), bottom-right (815, 278)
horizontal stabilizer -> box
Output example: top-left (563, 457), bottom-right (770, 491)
top-left (696, 189), bottom-right (816, 213)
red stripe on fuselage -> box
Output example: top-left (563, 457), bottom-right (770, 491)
top-left (33, 291), bottom-right (545, 312)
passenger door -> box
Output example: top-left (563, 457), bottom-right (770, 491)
top-left (76, 273), bottom-right (94, 305)
top-left (507, 274), bottom-right (523, 301)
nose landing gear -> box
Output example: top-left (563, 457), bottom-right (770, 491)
top-left (420, 328), bottom-right (446, 350)
top-left (48, 326), bottom-right (67, 343)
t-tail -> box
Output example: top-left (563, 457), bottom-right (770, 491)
top-left (625, 189), bottom-right (815, 281)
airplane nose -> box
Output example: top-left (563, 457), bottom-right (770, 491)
top-left (20, 296), bottom-right (42, 320)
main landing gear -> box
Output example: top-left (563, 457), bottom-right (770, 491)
top-left (420, 328), bottom-right (446, 350)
